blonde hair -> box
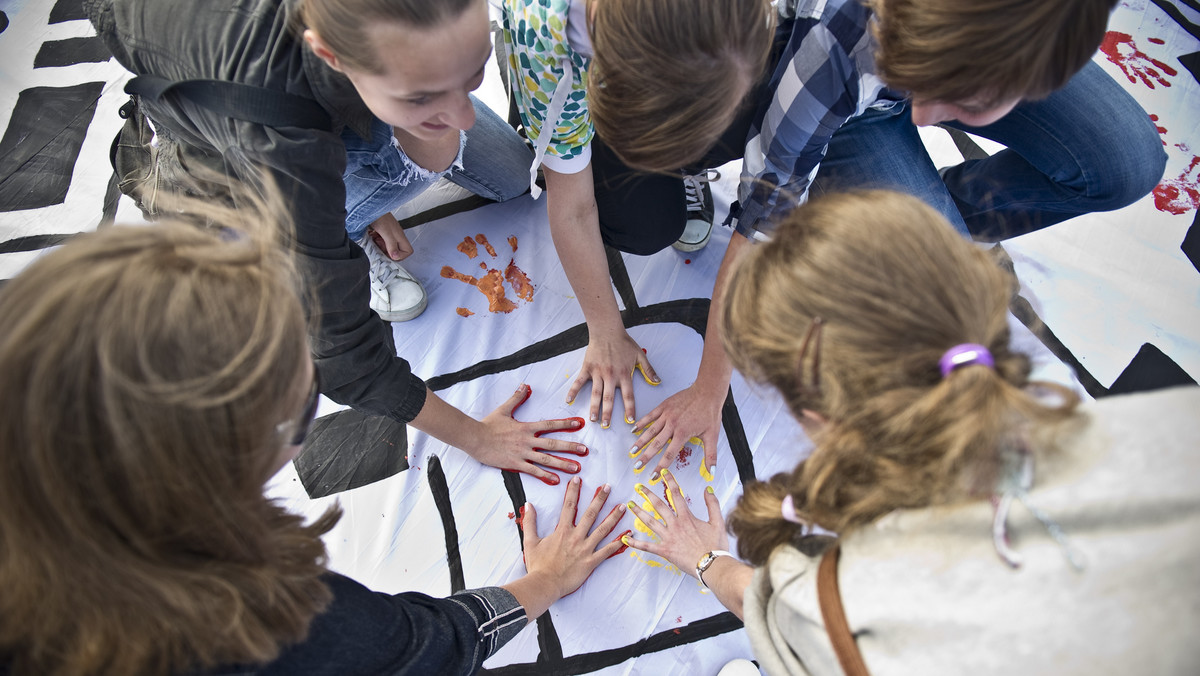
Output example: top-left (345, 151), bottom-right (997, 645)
top-left (0, 193), bottom-right (340, 674)
top-left (298, 0), bottom-right (475, 74)
top-left (870, 0), bottom-right (1118, 107)
top-left (588, 0), bottom-right (774, 172)
top-left (721, 191), bottom-right (1079, 566)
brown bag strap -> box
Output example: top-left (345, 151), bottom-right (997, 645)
top-left (817, 543), bottom-right (871, 676)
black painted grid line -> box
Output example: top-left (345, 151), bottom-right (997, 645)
top-left (1150, 0), bottom-right (1200, 40)
top-left (0, 233), bottom-right (78, 254)
top-left (481, 612), bottom-right (744, 676)
top-left (427, 455), bottom-right (467, 593)
top-left (500, 467), bottom-right (566, 663)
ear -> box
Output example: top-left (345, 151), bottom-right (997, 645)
top-left (304, 29), bottom-right (342, 72)
top-left (800, 409), bottom-right (828, 425)
top-left (798, 409), bottom-right (828, 437)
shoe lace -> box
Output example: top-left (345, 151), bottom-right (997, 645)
top-left (682, 169), bottom-right (720, 211)
top-left (361, 236), bottom-right (400, 291)
top-left (359, 234), bottom-right (419, 308)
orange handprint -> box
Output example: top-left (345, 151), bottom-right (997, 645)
top-left (443, 234), bottom-right (536, 314)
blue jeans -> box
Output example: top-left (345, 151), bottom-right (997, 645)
top-left (811, 61), bottom-right (1167, 241)
top-left (341, 95), bottom-right (534, 241)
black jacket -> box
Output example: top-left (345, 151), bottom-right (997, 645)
top-left (86, 0), bottom-right (428, 423)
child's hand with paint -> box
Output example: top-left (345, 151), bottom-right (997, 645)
top-left (623, 470), bottom-right (728, 576)
top-left (469, 384), bottom-right (590, 486)
top-left (503, 477), bottom-right (627, 620)
top-left (623, 471), bottom-right (754, 619)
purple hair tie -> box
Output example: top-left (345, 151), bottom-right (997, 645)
top-left (939, 343), bottom-right (995, 377)
top-left (781, 494), bottom-right (804, 524)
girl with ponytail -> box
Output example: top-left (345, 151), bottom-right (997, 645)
top-left (622, 190), bottom-right (1200, 674)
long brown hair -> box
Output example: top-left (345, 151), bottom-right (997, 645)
top-left (0, 194), bottom-right (340, 674)
top-left (870, 0), bottom-right (1118, 107)
top-left (298, 0), bottom-right (476, 74)
top-left (588, 0), bottom-right (774, 172)
top-left (721, 191), bottom-right (1079, 566)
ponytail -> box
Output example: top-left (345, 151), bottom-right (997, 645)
top-left (721, 191), bottom-right (1081, 562)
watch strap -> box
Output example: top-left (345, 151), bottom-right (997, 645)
top-left (695, 549), bottom-right (734, 589)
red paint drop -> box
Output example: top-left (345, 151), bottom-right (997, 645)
top-left (1148, 37), bottom-right (1165, 45)
top-left (684, 259), bottom-right (691, 264)
top-left (676, 446), bottom-right (692, 468)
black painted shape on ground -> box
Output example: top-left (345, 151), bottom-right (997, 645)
top-left (990, 244), bottom-right (1106, 398)
top-left (427, 456), bottom-right (467, 593)
top-left (941, 126), bottom-right (991, 162)
top-left (0, 83), bottom-right (104, 212)
top-left (1010, 291), bottom-right (1107, 398)
top-left (499, 469), bottom-right (566, 663)
top-left (1000, 281), bottom-right (1107, 404)
top-left (426, 298), bottom-right (710, 392)
top-left (721, 389), bottom-right (757, 486)
top-left (0, 233), bottom-right (77, 254)
top-left (395, 194), bottom-right (492, 230)
top-left (1, 11), bottom-right (8, 34)
top-left (605, 244), bottom-right (638, 311)
top-left (1180, 52), bottom-right (1200, 87)
top-left (34, 37), bottom-right (111, 68)
top-left (502, 469), bottom-right (528, 542)
top-left (1151, 0), bottom-right (1200, 40)
top-left (480, 612), bottom-right (744, 676)
top-left (1183, 210), bottom-right (1200, 273)
top-left (291, 408), bottom-right (408, 499)
top-left (49, 0), bottom-right (87, 23)
top-left (1108, 343), bottom-right (1197, 395)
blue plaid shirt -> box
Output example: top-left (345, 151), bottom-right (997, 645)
top-left (736, 0), bottom-right (903, 240)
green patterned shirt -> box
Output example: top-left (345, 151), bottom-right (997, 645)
top-left (498, 0), bottom-right (593, 187)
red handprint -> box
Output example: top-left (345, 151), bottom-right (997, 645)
top-left (1101, 32), bottom-right (1178, 89)
top-left (1153, 156), bottom-right (1200, 216)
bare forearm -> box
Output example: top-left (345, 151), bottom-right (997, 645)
top-left (501, 572), bottom-right (561, 622)
top-left (693, 231), bottom-right (749, 390)
top-left (408, 387), bottom-right (486, 456)
top-left (544, 165), bottom-right (625, 337)
top-left (703, 556), bottom-right (755, 620)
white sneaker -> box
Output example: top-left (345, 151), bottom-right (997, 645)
top-left (358, 235), bottom-right (428, 322)
top-left (717, 658), bottom-right (761, 675)
top-left (673, 170), bottom-right (718, 252)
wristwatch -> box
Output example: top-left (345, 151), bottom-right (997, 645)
top-left (695, 550), bottom-right (734, 589)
